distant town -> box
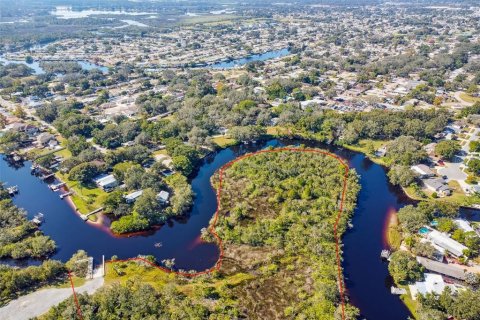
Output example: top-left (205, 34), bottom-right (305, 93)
top-left (0, 0), bottom-right (479, 319)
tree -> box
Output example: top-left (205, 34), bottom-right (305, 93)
top-left (387, 136), bottom-right (427, 165)
top-left (388, 165), bottom-right (416, 187)
top-left (13, 106), bottom-right (26, 119)
top-left (470, 141), bottom-right (480, 153)
top-left (172, 155), bottom-right (194, 176)
top-left (435, 140), bottom-right (460, 160)
top-left (388, 251), bottom-right (423, 283)
top-left (66, 135), bottom-right (90, 156)
top-left (437, 218), bottom-right (455, 233)
top-left (69, 163), bottom-right (100, 184)
top-left (134, 189), bottom-right (162, 222)
top-left (467, 158), bottom-right (480, 175)
top-left (397, 205), bottom-right (429, 233)
top-left (449, 290), bottom-right (480, 320)
top-left (66, 250), bottom-right (89, 278)
top-left (37, 154), bottom-right (55, 168)
top-left (412, 242), bottom-right (435, 259)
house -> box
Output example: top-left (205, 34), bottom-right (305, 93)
top-left (124, 190), bottom-right (143, 203)
top-left (409, 273), bottom-right (458, 300)
top-left (411, 164), bottom-right (435, 178)
top-left (454, 219), bottom-right (474, 232)
top-left (36, 133), bottom-right (56, 146)
top-left (156, 190), bottom-right (170, 204)
top-left (422, 178), bottom-right (451, 197)
top-left (416, 257), bottom-right (467, 280)
top-left (375, 145), bottom-right (387, 157)
top-left (419, 238), bottom-right (445, 262)
top-left (94, 174), bottom-right (118, 191)
top-left (427, 229), bottom-right (468, 257)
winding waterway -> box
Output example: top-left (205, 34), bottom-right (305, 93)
top-left (208, 48), bottom-right (291, 69)
top-left (0, 139), bottom-right (414, 319)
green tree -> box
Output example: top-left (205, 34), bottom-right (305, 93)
top-left (172, 155), bottom-right (194, 176)
top-left (387, 136), bottom-right (427, 165)
top-left (435, 140), bottom-right (460, 160)
top-left (66, 250), bottom-right (89, 278)
top-left (467, 158), bottom-right (480, 175)
top-left (69, 163), bottom-right (100, 184)
top-left (387, 165), bottom-right (416, 187)
top-left (397, 205), bottom-right (429, 233)
top-left (388, 251), bottom-right (423, 283)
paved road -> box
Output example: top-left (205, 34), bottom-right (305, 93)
top-left (0, 271), bottom-right (104, 320)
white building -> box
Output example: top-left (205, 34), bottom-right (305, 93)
top-left (94, 174), bottom-right (118, 191)
top-left (427, 229), bottom-right (468, 257)
top-left (409, 273), bottom-right (457, 300)
top-left (124, 190), bottom-right (143, 204)
top-left (411, 164), bottom-right (435, 178)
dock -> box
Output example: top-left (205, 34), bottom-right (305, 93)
top-left (7, 185), bottom-right (19, 195)
top-left (80, 207), bottom-right (104, 221)
top-left (391, 287), bottom-right (407, 295)
top-left (380, 249), bottom-right (391, 260)
top-left (32, 212), bottom-right (44, 225)
top-left (41, 173), bottom-right (55, 180)
top-left (60, 191), bottom-right (73, 199)
top-left (49, 182), bottom-right (66, 191)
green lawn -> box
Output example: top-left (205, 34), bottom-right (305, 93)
top-left (212, 135), bottom-right (237, 148)
top-left (459, 93), bottom-right (480, 104)
top-left (56, 171), bottom-right (108, 216)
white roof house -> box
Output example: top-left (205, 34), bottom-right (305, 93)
top-left (411, 164), bottom-right (435, 177)
top-left (94, 174), bottom-right (118, 191)
top-left (454, 219), bottom-right (474, 232)
top-left (427, 230), bottom-right (468, 257)
top-left (124, 190), bottom-right (143, 203)
top-left (156, 190), bottom-right (170, 203)
top-left (409, 273), bottom-right (452, 300)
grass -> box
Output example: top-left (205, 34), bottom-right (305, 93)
top-left (105, 261), bottom-right (176, 290)
top-left (343, 139), bottom-right (390, 166)
top-left (56, 171), bottom-right (108, 216)
top-left (387, 214), bottom-right (402, 250)
top-left (50, 276), bottom-right (86, 289)
top-left (399, 285), bottom-right (418, 319)
top-left (212, 135), bottom-right (237, 148)
top-left (459, 93), bottom-right (480, 104)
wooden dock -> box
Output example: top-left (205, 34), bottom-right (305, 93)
top-left (60, 191), bottom-right (73, 199)
top-left (41, 173), bottom-right (55, 180)
top-left (80, 207), bottom-right (104, 221)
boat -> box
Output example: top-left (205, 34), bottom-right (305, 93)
top-left (380, 249), bottom-right (391, 260)
top-left (154, 242), bottom-right (162, 248)
top-left (7, 185), bottom-right (18, 195)
top-left (32, 212), bottom-right (44, 225)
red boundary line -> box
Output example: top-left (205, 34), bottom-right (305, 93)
top-left (70, 148), bottom-right (350, 320)
top-left (68, 271), bottom-right (84, 320)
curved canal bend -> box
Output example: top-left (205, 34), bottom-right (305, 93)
top-left (0, 139), bottom-right (412, 319)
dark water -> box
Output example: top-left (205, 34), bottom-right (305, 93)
top-left (0, 139), bottom-right (413, 319)
top-left (208, 48), bottom-right (290, 69)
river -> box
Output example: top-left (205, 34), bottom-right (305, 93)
top-left (0, 138), bottom-right (412, 319)
top-left (208, 48), bottom-right (291, 69)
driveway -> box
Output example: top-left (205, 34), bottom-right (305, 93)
top-left (437, 127), bottom-right (479, 194)
top-left (0, 270), bottom-right (104, 320)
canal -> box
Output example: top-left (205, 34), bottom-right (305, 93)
top-left (0, 139), bottom-right (412, 319)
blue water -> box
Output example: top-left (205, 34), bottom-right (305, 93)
top-left (419, 227), bottom-right (430, 234)
top-left (0, 57), bottom-right (108, 75)
top-left (208, 48), bottom-right (290, 69)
